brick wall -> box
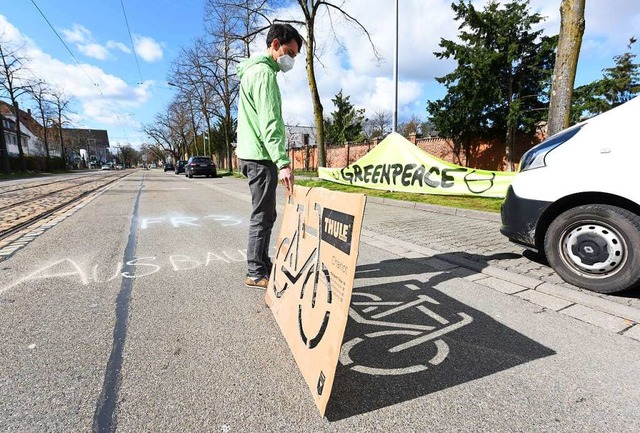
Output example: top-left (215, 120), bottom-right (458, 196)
top-left (225, 132), bottom-right (543, 172)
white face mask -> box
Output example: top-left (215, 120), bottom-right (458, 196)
top-left (277, 54), bottom-right (295, 73)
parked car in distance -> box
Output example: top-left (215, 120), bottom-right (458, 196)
top-left (115, 164), bottom-right (123, 170)
top-left (175, 160), bottom-right (187, 174)
top-left (185, 156), bottom-right (217, 178)
top-left (150, 163), bottom-right (157, 169)
top-left (164, 162), bottom-right (175, 172)
top-left (101, 164), bottom-right (111, 170)
top-left (500, 96), bottom-right (640, 294)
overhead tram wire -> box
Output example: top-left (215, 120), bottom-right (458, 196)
top-left (120, 0), bottom-right (144, 85)
top-left (29, 0), bottom-right (133, 143)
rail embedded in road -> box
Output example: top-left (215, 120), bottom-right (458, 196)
top-left (0, 171), bottom-right (132, 242)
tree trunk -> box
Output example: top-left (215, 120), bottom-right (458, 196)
top-left (43, 125), bottom-right (50, 171)
top-left (305, 23), bottom-right (325, 168)
top-left (58, 124), bottom-right (66, 171)
top-left (547, 0), bottom-right (586, 137)
top-left (505, 79), bottom-right (515, 172)
top-left (13, 101), bottom-right (26, 171)
top-left (0, 115), bottom-right (9, 173)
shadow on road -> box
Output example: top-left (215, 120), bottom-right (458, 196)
top-left (325, 255), bottom-right (556, 421)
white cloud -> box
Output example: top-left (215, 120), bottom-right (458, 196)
top-left (106, 40), bottom-right (132, 54)
top-left (133, 35), bottom-right (163, 62)
top-left (0, 15), bottom-right (151, 129)
top-left (78, 43), bottom-right (109, 60)
top-left (60, 24), bottom-right (91, 44)
top-left (61, 23), bottom-right (133, 61)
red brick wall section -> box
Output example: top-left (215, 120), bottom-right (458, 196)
top-left (229, 133), bottom-right (543, 172)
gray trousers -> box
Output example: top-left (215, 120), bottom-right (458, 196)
top-left (240, 159), bottom-right (278, 279)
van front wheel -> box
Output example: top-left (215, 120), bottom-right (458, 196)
top-left (544, 204), bottom-right (640, 294)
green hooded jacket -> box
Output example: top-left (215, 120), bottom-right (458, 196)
top-left (236, 54), bottom-right (290, 169)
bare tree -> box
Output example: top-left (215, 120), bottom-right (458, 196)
top-left (210, 0), bottom-right (269, 57)
top-left (143, 99), bottom-right (195, 162)
top-left (0, 38), bottom-right (32, 171)
top-left (28, 80), bottom-right (54, 170)
top-left (118, 144), bottom-right (138, 168)
top-left (170, 41), bottom-right (219, 156)
top-left (50, 89), bottom-right (73, 170)
top-left (204, 0), bottom-right (244, 170)
top-left (290, 1), bottom-right (380, 167)
top-left (0, 100), bottom-right (8, 173)
top-left (547, 0), bottom-right (586, 136)
top-left (367, 108), bottom-right (392, 138)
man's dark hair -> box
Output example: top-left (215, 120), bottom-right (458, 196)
top-left (266, 23), bottom-right (303, 52)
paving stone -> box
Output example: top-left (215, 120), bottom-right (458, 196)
top-left (560, 304), bottom-right (633, 333)
top-left (415, 202), bottom-right (456, 215)
top-left (384, 244), bottom-right (412, 255)
top-left (363, 201), bottom-right (640, 312)
top-left (622, 325), bottom-right (640, 342)
top-left (397, 251), bottom-right (427, 259)
top-left (515, 290), bottom-right (574, 311)
top-left (476, 276), bottom-right (528, 295)
top-left (537, 283), bottom-right (640, 323)
top-left (482, 266), bottom-right (543, 289)
top-left (454, 208), bottom-right (501, 222)
top-left (423, 257), bottom-right (459, 271)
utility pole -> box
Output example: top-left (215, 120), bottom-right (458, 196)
top-left (392, 0), bottom-right (399, 133)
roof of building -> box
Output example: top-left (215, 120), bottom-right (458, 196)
top-left (61, 128), bottom-right (110, 147)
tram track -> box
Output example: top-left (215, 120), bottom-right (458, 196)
top-left (0, 171), bottom-right (132, 242)
top-left (0, 171), bottom-right (106, 196)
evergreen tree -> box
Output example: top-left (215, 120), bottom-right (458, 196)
top-left (324, 90), bottom-right (366, 146)
top-left (572, 37), bottom-right (639, 122)
top-left (427, 0), bottom-right (556, 170)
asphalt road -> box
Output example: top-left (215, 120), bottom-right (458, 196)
top-left (1, 169), bottom-right (639, 432)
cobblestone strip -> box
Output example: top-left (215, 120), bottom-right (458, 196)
top-left (0, 173), bottom-right (133, 262)
top-left (360, 231), bottom-right (640, 342)
top-left (0, 172), bottom-right (128, 234)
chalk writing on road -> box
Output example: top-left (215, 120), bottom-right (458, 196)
top-left (140, 214), bottom-right (242, 229)
top-left (0, 249), bottom-right (249, 295)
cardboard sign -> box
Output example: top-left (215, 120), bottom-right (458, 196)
top-left (266, 186), bottom-right (367, 416)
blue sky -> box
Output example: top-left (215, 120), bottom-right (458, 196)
top-left (1, 0), bottom-right (639, 149)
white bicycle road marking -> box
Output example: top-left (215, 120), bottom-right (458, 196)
top-left (339, 282), bottom-right (473, 376)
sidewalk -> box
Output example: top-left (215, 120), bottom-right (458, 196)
top-left (360, 195), bottom-right (640, 341)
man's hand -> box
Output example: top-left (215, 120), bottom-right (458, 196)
top-left (278, 165), bottom-right (294, 194)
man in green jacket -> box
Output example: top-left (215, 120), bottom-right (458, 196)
top-left (236, 23), bottom-right (302, 289)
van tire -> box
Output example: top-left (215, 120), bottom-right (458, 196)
top-left (544, 204), bottom-right (640, 294)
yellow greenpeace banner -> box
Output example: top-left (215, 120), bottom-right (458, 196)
top-left (319, 133), bottom-right (516, 198)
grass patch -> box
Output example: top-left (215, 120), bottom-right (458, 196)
top-left (218, 169), bottom-right (245, 179)
top-left (219, 170), bottom-right (502, 213)
top-left (292, 170), bottom-right (319, 177)
top-left (296, 179), bottom-right (503, 213)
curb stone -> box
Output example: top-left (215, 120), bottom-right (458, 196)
top-left (361, 233), bottom-right (640, 341)
top-left (366, 196), bottom-right (501, 222)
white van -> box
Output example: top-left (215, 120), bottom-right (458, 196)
top-left (500, 96), bottom-right (640, 294)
